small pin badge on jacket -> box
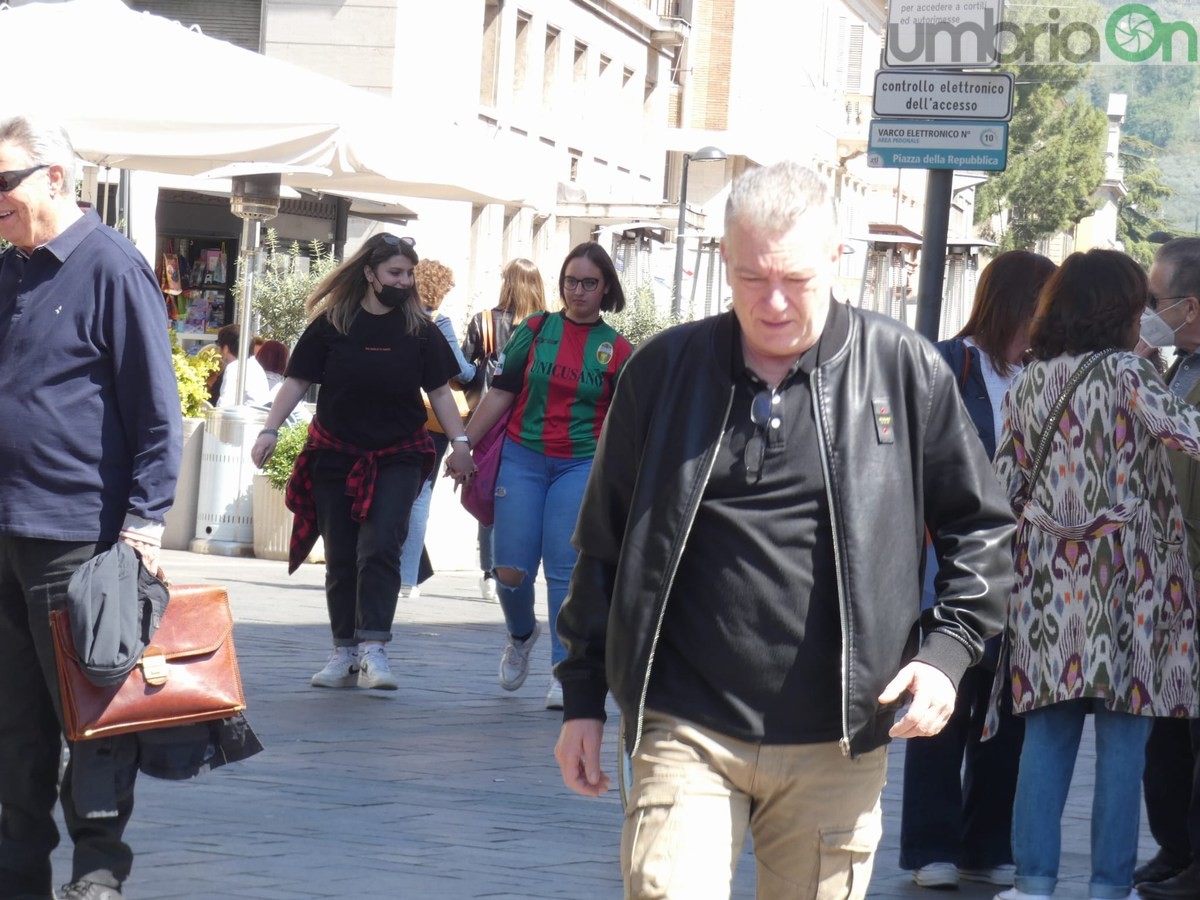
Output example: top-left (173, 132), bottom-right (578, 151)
top-left (873, 399), bottom-right (894, 444)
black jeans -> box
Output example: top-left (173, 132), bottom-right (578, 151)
top-left (313, 455), bottom-right (422, 644)
top-left (0, 537), bottom-right (134, 896)
top-left (1142, 717), bottom-right (1200, 864)
top-left (899, 665), bottom-right (1026, 870)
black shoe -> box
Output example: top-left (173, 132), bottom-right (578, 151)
top-left (1137, 853), bottom-right (1191, 886)
top-left (58, 883), bottom-right (123, 900)
top-left (1138, 862), bottom-right (1200, 899)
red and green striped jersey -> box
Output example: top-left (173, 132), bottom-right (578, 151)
top-left (492, 311), bottom-right (633, 458)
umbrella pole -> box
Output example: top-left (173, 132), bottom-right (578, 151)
top-left (101, 167), bottom-right (111, 226)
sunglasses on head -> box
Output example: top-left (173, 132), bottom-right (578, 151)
top-left (0, 164), bottom-right (48, 193)
top-left (379, 234), bottom-right (416, 248)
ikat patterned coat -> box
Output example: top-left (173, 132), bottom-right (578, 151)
top-left (990, 351), bottom-right (1200, 729)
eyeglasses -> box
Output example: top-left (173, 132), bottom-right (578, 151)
top-left (563, 276), bottom-right (600, 293)
top-left (0, 164), bottom-right (48, 193)
top-left (379, 234), bottom-right (416, 248)
top-left (744, 389), bottom-right (780, 481)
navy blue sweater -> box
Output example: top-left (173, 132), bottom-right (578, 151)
top-left (0, 211), bottom-right (181, 541)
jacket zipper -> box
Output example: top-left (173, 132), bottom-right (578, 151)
top-left (631, 384), bottom-right (735, 756)
top-left (811, 365), bottom-right (853, 755)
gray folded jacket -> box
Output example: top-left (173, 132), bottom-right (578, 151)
top-left (64, 541), bottom-right (170, 687)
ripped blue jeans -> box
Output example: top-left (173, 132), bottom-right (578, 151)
top-left (491, 438), bottom-right (592, 667)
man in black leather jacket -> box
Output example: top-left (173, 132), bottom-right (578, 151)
top-left (553, 161), bottom-right (1016, 900)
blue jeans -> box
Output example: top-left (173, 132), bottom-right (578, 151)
top-left (399, 433), bottom-right (448, 588)
top-left (492, 438), bottom-right (592, 667)
top-left (1012, 700), bottom-right (1152, 898)
top-left (478, 523), bottom-right (494, 573)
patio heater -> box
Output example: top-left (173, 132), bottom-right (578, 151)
top-left (190, 174), bottom-right (282, 557)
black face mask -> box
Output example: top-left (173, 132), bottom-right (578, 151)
top-left (375, 284), bottom-right (411, 309)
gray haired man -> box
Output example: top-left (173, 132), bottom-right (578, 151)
top-left (554, 161), bottom-right (1015, 899)
top-left (0, 117), bottom-right (181, 900)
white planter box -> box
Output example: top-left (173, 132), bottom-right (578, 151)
top-left (251, 472), bottom-right (324, 563)
top-left (162, 417), bottom-right (205, 551)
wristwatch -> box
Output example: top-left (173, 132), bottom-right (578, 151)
top-left (451, 435), bottom-right (471, 448)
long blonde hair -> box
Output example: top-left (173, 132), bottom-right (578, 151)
top-left (306, 234), bottom-right (424, 335)
top-left (497, 258), bottom-right (546, 325)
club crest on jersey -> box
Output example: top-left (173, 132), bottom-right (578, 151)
top-left (596, 342), bottom-right (614, 366)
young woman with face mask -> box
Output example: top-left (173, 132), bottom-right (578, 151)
top-left (251, 233), bottom-right (474, 692)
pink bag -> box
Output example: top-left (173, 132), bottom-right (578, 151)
top-left (460, 413), bottom-right (510, 526)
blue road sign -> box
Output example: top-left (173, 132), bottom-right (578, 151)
top-left (868, 119), bottom-right (1009, 171)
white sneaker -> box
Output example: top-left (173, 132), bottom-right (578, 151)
top-left (961, 865), bottom-right (1016, 886)
top-left (914, 863), bottom-right (960, 888)
top-left (400, 584), bottom-right (420, 599)
top-left (358, 645), bottom-right (398, 690)
top-left (545, 677), bottom-right (564, 710)
top-left (498, 623), bottom-right (540, 691)
top-left (311, 646), bottom-right (359, 688)
top-left (995, 889), bottom-right (1051, 900)
top-left (479, 574), bottom-right (498, 602)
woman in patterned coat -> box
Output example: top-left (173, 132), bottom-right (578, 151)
top-left (990, 249), bottom-right (1200, 900)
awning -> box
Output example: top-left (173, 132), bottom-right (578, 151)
top-left (0, 0), bottom-right (527, 206)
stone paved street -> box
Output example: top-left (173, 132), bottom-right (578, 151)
top-left (47, 493), bottom-right (1156, 899)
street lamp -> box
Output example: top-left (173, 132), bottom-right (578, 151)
top-left (673, 145), bottom-right (727, 317)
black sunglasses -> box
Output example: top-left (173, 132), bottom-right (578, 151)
top-left (0, 164), bottom-right (48, 193)
top-left (745, 389), bottom-right (780, 481)
top-left (379, 234), bottom-right (416, 248)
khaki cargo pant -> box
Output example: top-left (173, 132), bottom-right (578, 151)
top-left (622, 710), bottom-right (887, 900)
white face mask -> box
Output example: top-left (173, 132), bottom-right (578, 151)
top-left (1140, 299), bottom-right (1187, 349)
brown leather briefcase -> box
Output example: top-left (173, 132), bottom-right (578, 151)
top-left (50, 583), bottom-right (247, 740)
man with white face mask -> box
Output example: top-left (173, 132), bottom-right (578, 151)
top-left (1136, 237), bottom-right (1200, 900)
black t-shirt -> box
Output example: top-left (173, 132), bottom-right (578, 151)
top-left (646, 301), bottom-right (848, 744)
top-left (287, 307), bottom-right (458, 449)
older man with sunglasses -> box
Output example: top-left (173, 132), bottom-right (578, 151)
top-left (0, 117), bottom-right (180, 900)
top-left (553, 161), bottom-right (1016, 900)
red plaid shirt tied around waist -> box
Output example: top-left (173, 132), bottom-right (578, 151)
top-left (284, 418), bottom-right (435, 574)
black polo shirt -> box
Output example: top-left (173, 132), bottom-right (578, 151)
top-left (645, 300), bottom-right (848, 744)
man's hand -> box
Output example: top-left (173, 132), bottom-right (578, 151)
top-left (119, 535), bottom-right (162, 581)
top-left (879, 661), bottom-right (956, 738)
top-left (555, 718), bottom-right (611, 797)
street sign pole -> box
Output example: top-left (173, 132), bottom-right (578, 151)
top-left (877, 0), bottom-right (1009, 341)
top-left (915, 170), bottom-right (954, 341)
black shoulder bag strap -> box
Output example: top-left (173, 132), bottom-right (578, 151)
top-left (1028, 349), bottom-right (1118, 491)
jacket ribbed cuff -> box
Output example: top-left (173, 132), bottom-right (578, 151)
top-left (914, 630), bottom-right (976, 689)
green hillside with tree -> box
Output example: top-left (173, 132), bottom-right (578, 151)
top-left (1087, 1), bottom-right (1200, 240)
top-left (973, 0), bottom-right (1199, 255)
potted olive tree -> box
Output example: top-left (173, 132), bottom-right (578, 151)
top-left (235, 228), bottom-right (337, 346)
top-left (251, 421), bottom-right (323, 562)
